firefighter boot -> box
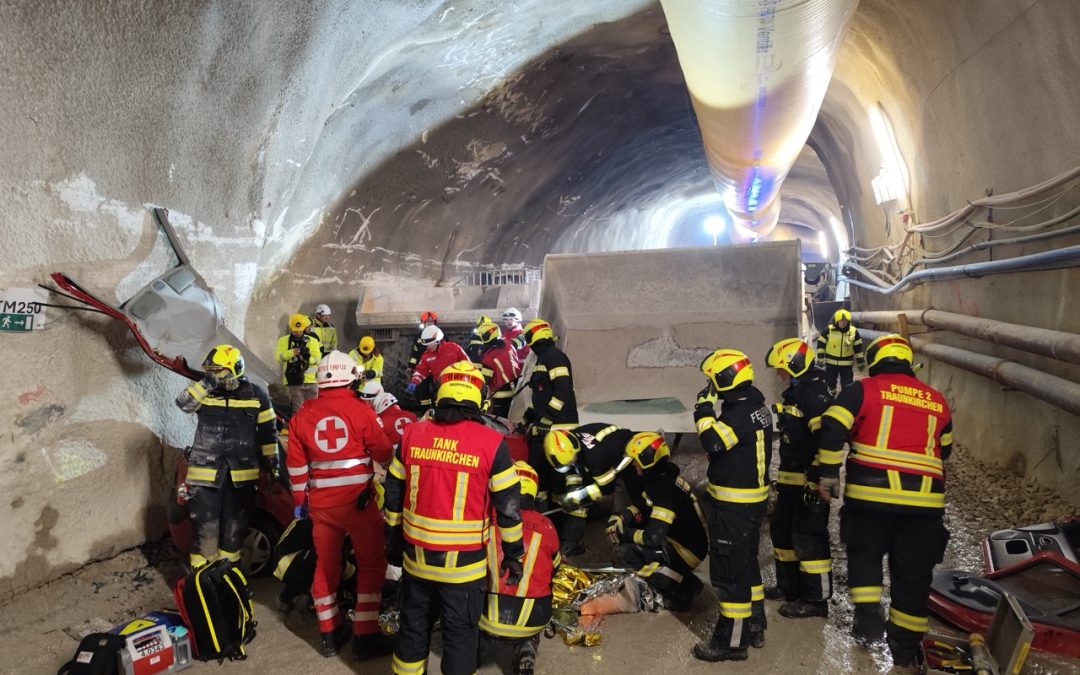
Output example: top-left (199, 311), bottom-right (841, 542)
top-left (352, 632), bottom-right (396, 660)
top-left (779, 599), bottom-right (829, 619)
top-left (512, 635), bottom-right (539, 675)
top-left (320, 623), bottom-right (351, 658)
top-left (666, 574), bottom-right (705, 612)
top-left (691, 621), bottom-right (748, 662)
top-left (763, 585), bottom-right (795, 601)
top-left (853, 604), bottom-right (887, 647)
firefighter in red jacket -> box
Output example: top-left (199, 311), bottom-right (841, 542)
top-left (407, 324), bottom-right (469, 411)
top-left (384, 360), bottom-right (525, 675)
top-left (815, 334), bottom-right (953, 670)
top-left (480, 461), bottom-right (561, 675)
top-left (474, 320), bottom-right (523, 418)
top-left (286, 351), bottom-right (396, 659)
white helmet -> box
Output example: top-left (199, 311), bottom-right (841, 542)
top-left (359, 379), bottom-right (384, 401)
top-left (315, 303), bottom-right (331, 316)
top-left (420, 324), bottom-right (444, 346)
top-left (373, 391), bottom-right (399, 415)
top-left (501, 307), bottom-right (522, 323)
top-left (316, 350), bottom-right (357, 388)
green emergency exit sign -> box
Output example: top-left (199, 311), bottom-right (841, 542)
top-left (0, 313), bottom-right (33, 331)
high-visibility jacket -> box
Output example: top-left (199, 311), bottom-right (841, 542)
top-left (177, 378), bottom-right (278, 487)
top-left (480, 340), bottom-right (522, 402)
top-left (311, 318), bottom-right (338, 356)
top-left (567, 423), bottom-right (634, 502)
top-left (384, 416), bottom-right (525, 583)
top-left (348, 350), bottom-right (384, 383)
top-left (622, 461), bottom-right (709, 568)
top-left (275, 333), bottom-right (322, 385)
top-left (525, 339), bottom-right (578, 429)
top-left (480, 507), bottom-right (560, 639)
top-left (286, 387), bottom-right (394, 509)
top-left (816, 323), bottom-right (864, 367)
top-left (817, 368), bottom-right (953, 514)
top-left (410, 341), bottom-right (470, 386)
top-left (774, 369), bottom-right (834, 490)
top-left (694, 385), bottom-right (774, 506)
top-left (378, 403), bottom-right (417, 448)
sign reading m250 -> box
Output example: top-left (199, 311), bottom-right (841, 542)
top-left (1, 300), bottom-right (42, 314)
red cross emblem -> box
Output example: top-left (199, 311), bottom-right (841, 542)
top-left (315, 416), bottom-right (349, 453)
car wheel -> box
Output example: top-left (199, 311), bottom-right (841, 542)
top-left (243, 511), bottom-right (282, 578)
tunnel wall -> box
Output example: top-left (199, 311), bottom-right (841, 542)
top-left (831, 0), bottom-right (1080, 505)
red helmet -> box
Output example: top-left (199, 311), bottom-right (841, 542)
top-left (420, 310), bottom-right (439, 324)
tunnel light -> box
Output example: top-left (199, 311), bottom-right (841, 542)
top-left (704, 215), bottom-right (726, 245)
top-left (817, 230), bottom-right (829, 259)
top-left (828, 215), bottom-right (849, 255)
top-left (869, 104), bottom-right (909, 205)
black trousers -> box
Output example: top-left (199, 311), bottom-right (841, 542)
top-left (703, 499), bottom-right (767, 649)
top-left (824, 363), bottom-right (853, 391)
top-left (769, 488), bottom-right (832, 601)
top-left (189, 479), bottom-right (255, 559)
top-left (840, 505), bottom-right (949, 665)
top-left (617, 541), bottom-right (700, 598)
top-left (393, 573), bottom-right (485, 675)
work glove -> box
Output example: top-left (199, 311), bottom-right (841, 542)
top-left (386, 526), bottom-right (404, 567)
top-left (802, 482), bottom-right (821, 506)
top-left (605, 514), bottom-right (625, 545)
top-left (293, 503), bottom-right (308, 520)
top-left (694, 383), bottom-right (717, 410)
top-left (405, 382), bottom-right (417, 394)
top-left (558, 487), bottom-right (590, 510)
top-left (816, 477), bottom-right (840, 504)
top-left (501, 556), bottom-right (524, 586)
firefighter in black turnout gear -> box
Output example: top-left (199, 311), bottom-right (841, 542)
top-left (763, 338), bottom-right (835, 618)
top-left (611, 432), bottom-right (708, 612)
top-left (176, 344), bottom-right (278, 568)
top-left (543, 423), bottom-right (635, 556)
top-left (815, 334), bottom-right (954, 670)
top-left (520, 319), bottom-right (578, 502)
top-left (691, 349), bottom-right (773, 663)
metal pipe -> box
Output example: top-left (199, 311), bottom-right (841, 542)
top-left (844, 245), bottom-right (1080, 294)
top-left (853, 309), bottom-right (1080, 366)
top-left (860, 328), bottom-right (1080, 418)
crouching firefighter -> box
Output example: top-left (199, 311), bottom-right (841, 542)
top-left (176, 344), bottom-right (278, 569)
top-left (480, 461), bottom-right (561, 675)
top-left (691, 349), bottom-right (773, 662)
top-left (815, 334), bottom-right (954, 671)
top-left (384, 361), bottom-right (525, 675)
top-left (287, 351), bottom-right (396, 659)
top-left (610, 432), bottom-right (707, 612)
top-left (763, 338), bottom-right (835, 618)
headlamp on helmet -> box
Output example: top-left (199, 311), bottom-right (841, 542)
top-left (289, 313), bottom-right (312, 332)
top-left (700, 348), bottom-right (754, 392)
top-left (543, 429), bottom-right (580, 473)
top-left (765, 338), bottom-right (815, 378)
top-left (203, 344), bottom-right (244, 380)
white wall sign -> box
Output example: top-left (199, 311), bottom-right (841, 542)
top-left (0, 287), bottom-right (49, 331)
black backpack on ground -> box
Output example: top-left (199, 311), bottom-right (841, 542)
top-left (174, 559), bottom-right (256, 661)
top-left (57, 632), bottom-right (126, 675)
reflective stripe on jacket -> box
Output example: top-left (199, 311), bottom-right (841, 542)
top-left (183, 379), bottom-right (277, 487)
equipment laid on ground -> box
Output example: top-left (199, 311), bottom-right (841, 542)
top-left (174, 560), bottom-right (256, 662)
top-left (923, 593), bottom-right (1034, 674)
top-left (110, 611), bottom-right (192, 674)
top-left (57, 633), bottom-right (127, 675)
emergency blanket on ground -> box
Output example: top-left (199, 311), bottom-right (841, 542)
top-left (549, 565), bottom-right (660, 646)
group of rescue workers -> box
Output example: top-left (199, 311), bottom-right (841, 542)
top-left (176, 303), bottom-right (953, 674)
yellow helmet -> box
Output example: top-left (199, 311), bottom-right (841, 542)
top-left (522, 318), bottom-right (555, 346)
top-left (833, 308), bottom-right (852, 324)
top-left (543, 428), bottom-right (580, 474)
top-left (514, 460), bottom-right (539, 499)
top-left (475, 315), bottom-right (493, 328)
top-left (626, 432), bottom-right (670, 470)
top-left (475, 321), bottom-right (501, 345)
top-left (203, 344), bottom-right (244, 379)
top-left (358, 336), bottom-right (376, 356)
top-left (289, 313), bottom-right (312, 331)
top-left (765, 338), bottom-right (815, 378)
top-left (700, 348), bottom-right (754, 392)
top-left (435, 360), bottom-right (484, 410)
top-left (865, 334), bottom-right (914, 370)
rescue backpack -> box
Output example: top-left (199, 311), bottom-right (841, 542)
top-left (56, 632), bottom-right (126, 675)
top-left (174, 559), bottom-right (256, 661)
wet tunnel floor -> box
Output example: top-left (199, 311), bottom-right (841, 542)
top-left (2, 447), bottom-right (1077, 674)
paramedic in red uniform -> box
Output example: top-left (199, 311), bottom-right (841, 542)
top-left (286, 351), bottom-right (395, 659)
top-left (384, 361), bottom-right (525, 675)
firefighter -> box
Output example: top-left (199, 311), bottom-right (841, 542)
top-left (762, 338), bottom-right (835, 618)
top-left (691, 349), bottom-right (773, 662)
top-left (407, 324), bottom-right (469, 413)
top-left (501, 307), bottom-right (529, 360)
top-left (286, 351), bottom-right (396, 659)
top-left (815, 334), bottom-right (953, 670)
top-left (406, 310), bottom-right (440, 372)
top-left (610, 432), bottom-right (707, 612)
top-left (474, 320), bottom-right (523, 419)
top-left (816, 308), bottom-right (865, 392)
top-left (384, 361), bottom-right (524, 675)
top-left (359, 380), bottom-right (418, 450)
top-left (543, 423), bottom-right (636, 556)
top-left (311, 303), bottom-right (338, 356)
top-left (275, 313), bottom-right (322, 411)
top-left (521, 318), bottom-right (578, 507)
top-left (480, 461), bottom-right (561, 675)
top-left (465, 315), bottom-right (495, 362)
top-left (348, 336), bottom-right (384, 384)
top-left (175, 344), bottom-right (277, 569)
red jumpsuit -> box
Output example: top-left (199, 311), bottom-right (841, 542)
top-left (378, 403), bottom-right (417, 448)
top-left (287, 387), bottom-right (394, 635)
top-left (409, 341), bottom-right (470, 387)
top-left (480, 342), bottom-right (522, 418)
